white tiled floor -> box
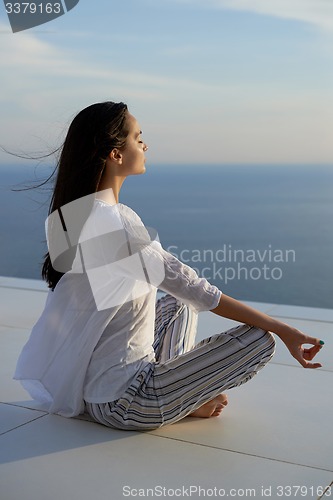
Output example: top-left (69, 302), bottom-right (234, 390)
top-left (0, 277), bottom-right (332, 500)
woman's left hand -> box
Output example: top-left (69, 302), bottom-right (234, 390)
top-left (275, 326), bottom-right (323, 369)
top-left (211, 294), bottom-right (324, 369)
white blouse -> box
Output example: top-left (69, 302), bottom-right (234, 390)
top-left (14, 200), bottom-right (222, 417)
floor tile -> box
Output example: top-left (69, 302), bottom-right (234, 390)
top-left (0, 326), bottom-right (45, 408)
top-left (0, 288), bottom-right (47, 328)
top-left (0, 276), bottom-right (48, 291)
top-left (1, 278), bottom-right (332, 500)
top-left (0, 403), bottom-right (46, 435)
top-left (150, 363), bottom-right (333, 472)
top-left (0, 414), bottom-right (331, 500)
top-left (269, 304), bottom-right (333, 323)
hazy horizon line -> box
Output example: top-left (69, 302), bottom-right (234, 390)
top-left (1, 161), bottom-right (333, 172)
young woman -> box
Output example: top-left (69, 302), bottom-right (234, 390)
top-left (14, 101), bottom-right (324, 430)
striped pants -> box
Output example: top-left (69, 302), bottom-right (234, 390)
top-left (85, 294), bottom-right (276, 430)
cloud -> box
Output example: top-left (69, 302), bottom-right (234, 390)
top-left (176, 0), bottom-right (333, 31)
top-left (0, 22), bottom-right (228, 100)
top-left (1, 15), bottom-right (332, 165)
top-left (0, 21), bottom-right (237, 161)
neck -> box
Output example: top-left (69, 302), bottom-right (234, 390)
top-left (98, 173), bottom-right (126, 204)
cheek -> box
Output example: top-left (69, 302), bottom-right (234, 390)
top-left (136, 146), bottom-right (145, 157)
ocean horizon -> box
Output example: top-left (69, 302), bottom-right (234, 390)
top-left (1, 163), bottom-right (332, 309)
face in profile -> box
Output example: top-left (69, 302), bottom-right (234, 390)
top-left (119, 113), bottom-right (148, 176)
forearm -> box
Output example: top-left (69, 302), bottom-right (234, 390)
top-left (210, 293), bottom-right (324, 369)
top-left (211, 294), bottom-right (297, 340)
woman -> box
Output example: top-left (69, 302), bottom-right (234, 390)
top-left (14, 101), bottom-right (324, 430)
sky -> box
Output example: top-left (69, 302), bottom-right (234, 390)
top-left (0, 0), bottom-right (333, 167)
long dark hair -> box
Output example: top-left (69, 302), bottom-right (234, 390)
top-left (42, 101), bottom-right (129, 290)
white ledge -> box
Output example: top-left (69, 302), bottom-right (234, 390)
top-left (0, 277), bottom-right (332, 500)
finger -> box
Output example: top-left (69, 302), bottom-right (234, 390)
top-left (294, 349), bottom-right (322, 369)
top-left (302, 361), bottom-right (323, 369)
top-left (304, 336), bottom-right (325, 347)
top-left (295, 354), bottom-right (321, 368)
top-left (303, 345), bottom-right (322, 352)
top-left (303, 345), bottom-right (322, 361)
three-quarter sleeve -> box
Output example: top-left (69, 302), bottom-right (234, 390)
top-left (147, 240), bottom-right (222, 313)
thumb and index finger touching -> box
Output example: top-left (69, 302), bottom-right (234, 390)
top-left (303, 335), bottom-right (325, 347)
top-left (296, 336), bottom-right (325, 369)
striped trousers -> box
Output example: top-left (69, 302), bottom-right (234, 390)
top-left (85, 294), bottom-right (276, 430)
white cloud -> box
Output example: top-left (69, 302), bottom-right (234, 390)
top-left (0, 22), bottom-right (229, 99)
top-left (0, 22), bottom-right (236, 161)
top-left (173, 0), bottom-right (333, 31)
top-left (0, 18), bottom-right (332, 165)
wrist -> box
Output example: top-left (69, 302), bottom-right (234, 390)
top-left (269, 320), bottom-right (298, 340)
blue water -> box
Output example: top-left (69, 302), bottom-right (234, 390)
top-left (1, 164), bottom-right (332, 308)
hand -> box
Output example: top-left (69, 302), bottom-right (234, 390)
top-left (276, 327), bottom-right (324, 369)
top-left (210, 294), bottom-right (324, 369)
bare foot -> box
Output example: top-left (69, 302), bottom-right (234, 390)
top-left (189, 394), bottom-right (228, 418)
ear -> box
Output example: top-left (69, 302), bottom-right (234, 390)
top-left (108, 148), bottom-right (123, 164)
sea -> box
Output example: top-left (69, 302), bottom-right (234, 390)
top-left (1, 163), bottom-right (332, 309)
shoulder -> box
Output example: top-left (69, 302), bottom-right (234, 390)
top-left (119, 203), bottom-right (144, 224)
top-left (91, 201), bottom-right (146, 235)
top-left (94, 200), bottom-right (141, 222)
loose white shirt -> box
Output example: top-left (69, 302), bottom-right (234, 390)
top-left (14, 201), bottom-right (222, 417)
